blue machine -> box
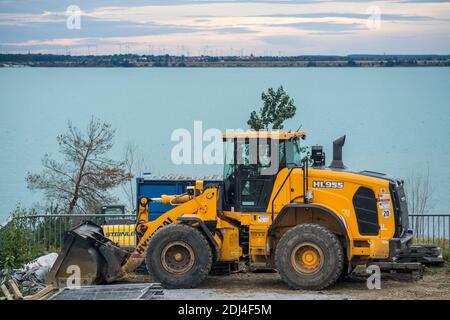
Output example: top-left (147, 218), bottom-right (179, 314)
top-left (136, 175), bottom-right (223, 221)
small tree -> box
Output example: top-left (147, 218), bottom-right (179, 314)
top-left (122, 142), bottom-right (150, 210)
top-left (406, 169), bottom-right (434, 215)
top-left (247, 86), bottom-right (296, 131)
top-left (405, 167), bottom-right (434, 238)
top-left (26, 118), bottom-right (130, 214)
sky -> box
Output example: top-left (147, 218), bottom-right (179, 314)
top-left (0, 0), bottom-right (449, 55)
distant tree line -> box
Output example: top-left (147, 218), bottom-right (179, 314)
top-left (1, 53), bottom-right (450, 67)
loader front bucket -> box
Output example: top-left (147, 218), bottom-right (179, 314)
top-left (47, 221), bottom-right (129, 288)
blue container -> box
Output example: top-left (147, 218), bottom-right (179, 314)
top-left (136, 175), bottom-right (222, 221)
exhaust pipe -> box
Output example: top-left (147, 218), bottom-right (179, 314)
top-left (329, 135), bottom-right (346, 169)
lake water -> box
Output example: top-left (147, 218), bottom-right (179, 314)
top-left (1, 67), bottom-right (450, 223)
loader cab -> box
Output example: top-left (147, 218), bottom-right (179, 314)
top-left (222, 131), bottom-right (305, 212)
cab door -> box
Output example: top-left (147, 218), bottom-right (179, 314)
top-left (223, 138), bottom-right (283, 213)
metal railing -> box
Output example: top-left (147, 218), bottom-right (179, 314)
top-left (8, 214), bottom-right (137, 251)
top-left (4, 213), bottom-right (450, 252)
top-left (409, 214), bottom-right (450, 250)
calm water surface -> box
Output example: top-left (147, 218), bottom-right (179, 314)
top-left (1, 67), bottom-right (449, 222)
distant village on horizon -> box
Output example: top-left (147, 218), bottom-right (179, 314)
top-left (1, 53), bottom-right (450, 68)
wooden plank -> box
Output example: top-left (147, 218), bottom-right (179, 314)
top-left (23, 285), bottom-right (55, 301)
top-left (8, 280), bottom-right (23, 300)
top-left (1, 284), bottom-right (14, 301)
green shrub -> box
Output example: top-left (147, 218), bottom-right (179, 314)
top-left (0, 206), bottom-right (46, 270)
top-left (443, 248), bottom-right (450, 263)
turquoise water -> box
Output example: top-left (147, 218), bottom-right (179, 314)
top-left (1, 67), bottom-right (450, 222)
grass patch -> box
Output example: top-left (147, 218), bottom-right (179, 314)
top-left (414, 237), bottom-right (449, 249)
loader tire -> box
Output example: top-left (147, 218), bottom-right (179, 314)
top-left (146, 224), bottom-right (212, 289)
top-left (275, 224), bottom-right (344, 290)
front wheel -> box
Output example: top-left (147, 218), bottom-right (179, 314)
top-left (146, 224), bottom-right (212, 288)
top-left (275, 224), bottom-right (344, 290)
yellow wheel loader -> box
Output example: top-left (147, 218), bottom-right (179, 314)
top-left (47, 131), bottom-right (413, 290)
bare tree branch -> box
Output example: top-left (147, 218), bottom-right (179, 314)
top-left (26, 117), bottom-right (131, 214)
top-left (405, 166), bottom-right (434, 236)
top-left (406, 166), bottom-right (434, 214)
top-left (121, 142), bottom-right (151, 210)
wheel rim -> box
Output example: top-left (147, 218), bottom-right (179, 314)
top-left (291, 242), bottom-right (324, 275)
top-left (161, 241), bottom-right (195, 274)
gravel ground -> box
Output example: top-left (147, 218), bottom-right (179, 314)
top-left (125, 263), bottom-right (450, 300)
top-left (162, 288), bottom-right (345, 300)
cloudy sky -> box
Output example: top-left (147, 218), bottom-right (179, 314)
top-left (0, 0), bottom-right (449, 55)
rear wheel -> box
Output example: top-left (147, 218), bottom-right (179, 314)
top-left (146, 224), bottom-right (212, 288)
top-left (275, 224), bottom-right (344, 290)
